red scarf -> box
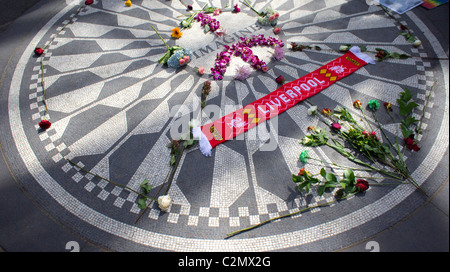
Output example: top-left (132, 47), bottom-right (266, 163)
top-left (194, 47), bottom-right (374, 156)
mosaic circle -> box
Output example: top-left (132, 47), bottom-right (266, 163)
top-left (5, 0), bottom-right (448, 251)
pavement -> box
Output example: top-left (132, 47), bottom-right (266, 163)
top-left (0, 0), bottom-right (448, 253)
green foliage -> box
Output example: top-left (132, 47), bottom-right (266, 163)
top-left (137, 179), bottom-right (154, 210)
top-left (158, 46), bottom-right (183, 65)
top-left (293, 168), bottom-right (357, 197)
top-left (397, 88), bottom-right (419, 138)
top-left (140, 179), bottom-right (153, 194)
top-left (300, 128), bottom-right (328, 147)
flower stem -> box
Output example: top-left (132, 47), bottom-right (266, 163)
top-left (40, 59), bottom-right (48, 119)
top-left (416, 80), bottom-right (436, 135)
top-left (163, 145), bottom-right (185, 196)
top-left (67, 159), bottom-right (151, 200)
top-left (225, 192), bottom-right (358, 239)
top-left (134, 167), bottom-right (171, 224)
top-left (240, 0), bottom-right (263, 16)
top-left (151, 25), bottom-right (170, 49)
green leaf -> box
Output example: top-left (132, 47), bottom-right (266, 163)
top-left (140, 179), bottom-right (153, 194)
top-left (320, 168), bottom-right (337, 183)
top-left (292, 174), bottom-right (303, 183)
top-left (170, 154), bottom-right (176, 166)
top-left (399, 101), bottom-right (418, 117)
top-left (297, 181), bottom-right (310, 194)
top-left (343, 169), bottom-right (355, 182)
top-left (318, 182), bottom-right (337, 196)
top-left (158, 51), bottom-right (172, 64)
top-left (399, 88), bottom-right (412, 102)
top-left (317, 185), bottom-right (326, 196)
top-left (401, 124), bottom-right (414, 139)
top-left (138, 197), bottom-right (147, 210)
top-left (402, 116), bottom-right (419, 127)
top-left (320, 168), bottom-right (327, 178)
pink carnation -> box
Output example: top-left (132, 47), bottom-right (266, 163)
top-left (331, 122), bottom-right (341, 131)
top-left (273, 46), bottom-right (284, 60)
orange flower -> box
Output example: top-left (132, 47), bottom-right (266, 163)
top-left (171, 27), bottom-right (183, 39)
top-left (298, 168), bottom-right (309, 176)
top-left (384, 102), bottom-right (393, 111)
top-left (307, 126), bottom-right (315, 131)
top-left (353, 100), bottom-right (362, 109)
top-left (125, 0), bottom-right (132, 7)
top-left (321, 108), bottom-right (331, 116)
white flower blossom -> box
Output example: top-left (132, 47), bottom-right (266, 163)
top-left (307, 105), bottom-right (317, 115)
top-left (189, 119), bottom-right (200, 128)
top-left (158, 195), bottom-right (172, 212)
top-left (339, 45), bottom-right (351, 52)
top-left (413, 39), bottom-right (422, 47)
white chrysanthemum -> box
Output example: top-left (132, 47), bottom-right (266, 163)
top-left (234, 64), bottom-right (252, 81)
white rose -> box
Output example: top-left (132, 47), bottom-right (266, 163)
top-left (158, 195), bottom-right (172, 212)
top-left (339, 45), bottom-right (350, 52)
top-left (413, 39), bottom-right (422, 48)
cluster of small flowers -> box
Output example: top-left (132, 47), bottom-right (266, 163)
top-left (167, 48), bottom-right (193, 68)
top-left (194, 12), bottom-right (221, 32)
top-left (257, 7), bottom-right (279, 26)
top-left (211, 35), bottom-right (284, 80)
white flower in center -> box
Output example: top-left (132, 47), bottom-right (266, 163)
top-left (158, 195), bottom-right (172, 212)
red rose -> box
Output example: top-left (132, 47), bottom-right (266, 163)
top-left (34, 47), bottom-right (44, 56)
top-left (404, 134), bottom-right (420, 152)
top-left (38, 120), bottom-right (52, 130)
top-left (85, 0), bottom-right (94, 5)
top-left (275, 75), bottom-right (285, 84)
top-left (356, 179), bottom-right (369, 192)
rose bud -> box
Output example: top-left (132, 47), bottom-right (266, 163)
top-left (413, 39), bottom-right (422, 47)
top-left (356, 179), bottom-right (370, 192)
top-left (34, 47), bottom-right (44, 56)
top-left (198, 66), bottom-right (205, 75)
top-left (85, 0), bottom-right (93, 5)
top-left (275, 75), bottom-right (285, 84)
top-left (38, 120), bottom-right (52, 130)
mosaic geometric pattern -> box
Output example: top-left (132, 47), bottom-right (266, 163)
top-left (4, 0), bottom-right (448, 251)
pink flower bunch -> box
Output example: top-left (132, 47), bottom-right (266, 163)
top-left (211, 35), bottom-right (284, 80)
top-left (194, 12), bottom-right (220, 32)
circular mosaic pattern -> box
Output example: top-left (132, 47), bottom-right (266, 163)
top-left (4, 0), bottom-right (448, 251)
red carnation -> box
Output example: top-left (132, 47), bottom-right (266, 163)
top-left (404, 134), bottom-right (420, 152)
top-left (38, 120), bottom-right (52, 130)
top-left (85, 0), bottom-right (94, 5)
top-left (34, 47), bottom-right (44, 56)
top-left (356, 179), bottom-right (369, 192)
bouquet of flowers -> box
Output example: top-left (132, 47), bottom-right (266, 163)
top-left (241, 0), bottom-right (279, 26)
top-left (151, 26), bottom-right (192, 68)
top-left (296, 88), bottom-right (426, 198)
